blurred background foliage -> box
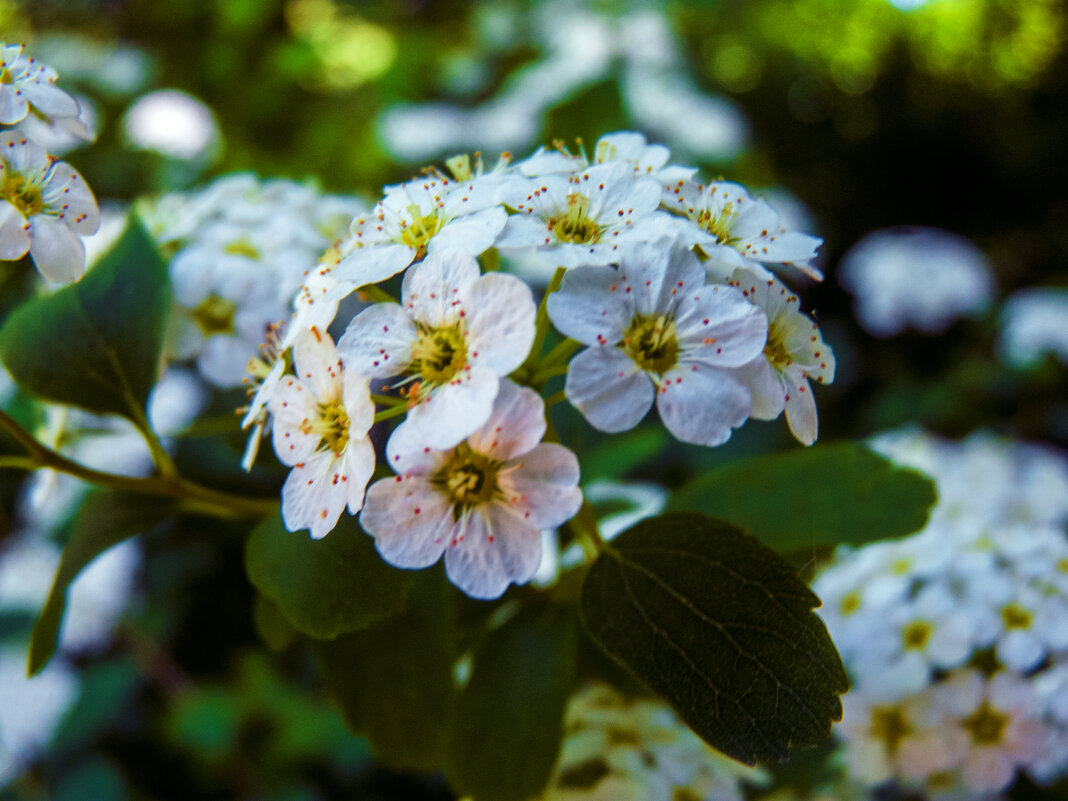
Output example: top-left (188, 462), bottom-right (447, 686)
top-left (0, 0), bottom-right (1066, 798)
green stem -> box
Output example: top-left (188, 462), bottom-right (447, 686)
top-left (371, 393), bottom-right (407, 408)
top-left (374, 403), bottom-right (409, 423)
top-left (358, 283), bottom-right (396, 304)
top-left (540, 338), bottom-right (582, 369)
top-left (529, 364), bottom-right (570, 385)
top-left (569, 500), bottom-right (606, 561)
top-left (544, 389), bottom-right (568, 409)
top-left (519, 266), bottom-right (567, 376)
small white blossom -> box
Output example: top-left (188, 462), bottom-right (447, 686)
top-left (122, 89), bottom-right (220, 163)
top-left (0, 131), bottom-right (100, 282)
top-left (338, 248), bottom-right (536, 449)
top-left (361, 380), bottom-right (581, 599)
top-left (999, 286), bottom-right (1068, 368)
top-left (0, 43), bottom-right (81, 127)
top-left (548, 240), bottom-right (766, 446)
top-left (269, 328), bottom-right (375, 539)
top-left (727, 268), bottom-right (835, 445)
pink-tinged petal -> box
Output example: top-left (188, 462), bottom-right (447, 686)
top-left (0, 86), bottom-right (28, 125)
top-left (730, 357), bottom-right (785, 421)
top-left (404, 364), bottom-right (499, 449)
top-left (384, 417), bottom-right (452, 477)
top-left (547, 265), bottom-right (631, 346)
top-left (429, 206), bottom-right (507, 256)
top-left (466, 380), bottom-right (545, 462)
top-left (656, 365), bottom-right (751, 447)
top-left (401, 248), bottom-right (480, 327)
top-left (269, 377), bottom-right (322, 466)
top-left (618, 240), bottom-right (705, 318)
top-left (463, 272), bottom-right (536, 374)
top-left (444, 504), bottom-right (542, 599)
top-left (342, 436), bottom-right (376, 514)
top-left (962, 749), bottom-right (1015, 793)
top-left (0, 202), bottom-right (30, 259)
top-left (677, 284), bottom-right (767, 368)
top-left (782, 371), bottom-right (819, 446)
top-left (20, 81), bottom-right (79, 118)
top-left (565, 346), bottom-right (654, 433)
top-left (40, 161), bottom-right (99, 235)
top-left (498, 443), bottom-right (582, 529)
top-left (333, 241), bottom-right (412, 287)
top-left (360, 475), bottom-right (452, 568)
top-left (292, 327), bottom-right (343, 406)
top-left (281, 451), bottom-right (349, 539)
top-left (28, 215), bottom-right (86, 283)
top-left (198, 334), bottom-right (255, 388)
top-left (495, 214), bottom-right (551, 250)
top-left (337, 302), bottom-right (415, 378)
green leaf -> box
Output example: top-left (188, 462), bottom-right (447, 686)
top-left (581, 426), bottom-right (667, 482)
top-left (580, 512), bottom-right (848, 766)
top-left (245, 512), bottom-right (412, 640)
top-left (314, 569), bottom-right (456, 772)
top-left (28, 492), bottom-right (175, 675)
top-left (445, 605), bottom-right (578, 801)
top-left (669, 442), bottom-right (937, 552)
top-left (0, 215), bottom-right (169, 422)
top-left (253, 593), bottom-right (297, 652)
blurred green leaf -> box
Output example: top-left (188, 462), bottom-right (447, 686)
top-left (51, 659), bottom-right (141, 757)
top-left (253, 593), bottom-right (297, 652)
top-left (669, 442), bottom-right (937, 552)
top-left (580, 512), bottom-right (848, 766)
top-left (167, 687), bottom-right (241, 760)
top-left (0, 216), bottom-right (169, 423)
top-left (445, 605), bottom-right (578, 801)
top-left (29, 492), bottom-right (175, 675)
top-left (53, 756), bottom-right (130, 801)
top-left (314, 570), bottom-right (456, 773)
top-left (581, 425), bottom-right (667, 483)
top-left (245, 513), bottom-right (412, 640)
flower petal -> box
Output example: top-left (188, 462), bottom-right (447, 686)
top-left (281, 450), bottom-right (349, 539)
top-left (783, 371), bottom-right (819, 446)
top-left (404, 363), bottom-right (499, 449)
top-left (444, 504), bottom-right (542, 599)
top-left (28, 214), bottom-right (86, 283)
top-left (40, 161), bottom-right (99, 235)
top-left (547, 265), bottom-right (631, 346)
top-left (360, 475), bottom-right (452, 568)
top-left (656, 364), bottom-right (751, 446)
top-left (337, 302), bottom-right (416, 378)
top-left (465, 379), bottom-right (545, 461)
top-left (269, 377), bottom-right (322, 466)
top-left (292, 327), bottom-right (343, 406)
top-left (0, 201), bottom-right (30, 260)
top-left (565, 346), bottom-right (653, 433)
top-left (498, 443), bottom-right (582, 529)
top-left (463, 272), bottom-right (536, 374)
top-left (429, 206), bottom-right (507, 256)
top-left (402, 248), bottom-right (480, 326)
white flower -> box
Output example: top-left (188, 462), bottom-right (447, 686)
top-left (547, 240), bottom-right (766, 446)
top-left (0, 43), bottom-right (81, 126)
top-left (338, 173), bottom-right (507, 288)
top-left (360, 380), bottom-right (581, 599)
top-left (838, 227), bottom-right (995, 337)
top-left (497, 160), bottom-right (669, 269)
top-left (727, 268), bottom-right (834, 445)
top-left (241, 321), bottom-right (288, 471)
top-left (338, 248), bottom-right (535, 449)
top-left (122, 89), bottom-right (220, 163)
top-left (0, 131), bottom-right (100, 282)
top-left (665, 180), bottom-right (823, 281)
top-left (268, 327), bottom-right (375, 539)
top-left (999, 286), bottom-right (1068, 368)
top-left (592, 131), bottom-right (697, 185)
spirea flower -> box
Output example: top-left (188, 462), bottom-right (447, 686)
top-left (0, 131), bottom-right (99, 282)
top-left (268, 327), bottom-right (375, 539)
top-left (727, 268), bottom-right (835, 445)
top-left (0, 43), bottom-right (81, 127)
top-left (338, 248), bottom-right (536, 449)
top-left (547, 240), bottom-right (766, 446)
top-left (360, 379), bottom-right (581, 599)
top-left (998, 286), bottom-right (1068, 368)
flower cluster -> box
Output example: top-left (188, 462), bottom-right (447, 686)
top-left (0, 43), bottom-right (99, 283)
top-left (813, 429), bottom-right (1068, 799)
top-left (250, 131), bottom-right (833, 598)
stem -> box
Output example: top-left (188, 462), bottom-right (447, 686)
top-left (358, 283), bottom-right (396, 304)
top-left (374, 403), bottom-right (409, 423)
top-left (540, 338), bottom-right (581, 369)
top-left (519, 266), bottom-right (567, 376)
top-left (529, 364), bottom-right (570, 385)
top-left (371, 393), bottom-right (407, 408)
top-left (568, 500), bottom-right (606, 561)
top-left (544, 389), bottom-right (568, 409)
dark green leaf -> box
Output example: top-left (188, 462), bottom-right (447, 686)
top-left (51, 659), bottom-right (140, 757)
top-left (669, 443), bottom-right (937, 551)
top-left (446, 605), bottom-right (578, 801)
top-left (28, 492), bottom-right (175, 675)
top-left (314, 569), bottom-right (457, 772)
top-left (581, 426), bottom-right (667, 482)
top-left (0, 215), bottom-right (169, 421)
top-left (245, 512), bottom-right (412, 640)
top-left (580, 512), bottom-right (848, 766)
top-left (253, 593), bottom-right (297, 652)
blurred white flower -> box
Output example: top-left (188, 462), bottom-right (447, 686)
top-left (838, 227), bottom-right (995, 337)
top-left (122, 89), bottom-right (220, 163)
top-left (998, 286), bottom-right (1068, 368)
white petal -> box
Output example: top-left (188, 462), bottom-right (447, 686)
top-left (291, 327), bottom-right (343, 406)
top-left (0, 202), bottom-right (30, 259)
top-left (269, 377), bottom-right (322, 466)
top-left (429, 206), bottom-right (507, 256)
top-left (466, 379), bottom-right (545, 461)
top-left (547, 265), bottom-right (631, 346)
top-left (384, 417), bottom-right (452, 477)
top-left (342, 436), bottom-right (376, 514)
top-left (342, 370), bottom-right (374, 439)
top-left (337, 302), bottom-right (416, 378)
top-left (730, 357), bottom-right (784, 420)
top-left (402, 248), bottom-right (480, 326)
top-left (0, 86), bottom-right (28, 124)
top-left (498, 443), bottom-right (582, 529)
top-left (20, 81), bottom-right (80, 119)
top-left (40, 162), bottom-right (99, 235)
top-left (783, 372), bottom-right (819, 446)
top-left (444, 504), bottom-right (542, 599)
top-left (618, 240), bottom-right (704, 318)
top-left (28, 215), bottom-right (86, 283)
top-left (463, 272), bottom-right (536, 374)
top-left (281, 451), bottom-right (349, 539)
top-left (495, 214), bottom-right (551, 250)
top-left (676, 284), bottom-right (767, 367)
top-left (404, 364), bottom-right (499, 449)
top-left (333, 241), bottom-right (412, 287)
top-left (360, 475), bottom-right (452, 568)
top-left (656, 365), bottom-right (751, 447)
top-left (565, 346), bottom-right (653, 433)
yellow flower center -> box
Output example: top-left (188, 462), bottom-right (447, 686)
top-left (410, 321), bottom-right (468, 386)
top-left (696, 204), bottom-right (736, 245)
top-left (763, 318), bottom-right (792, 367)
top-left (869, 705), bottom-right (911, 755)
top-left (316, 400), bottom-right (350, 455)
top-left (901, 620), bottom-right (934, 651)
top-left (549, 194), bottom-right (600, 244)
top-left (623, 313), bottom-right (679, 374)
top-left (223, 238), bottom-right (261, 260)
top-left (840, 591), bottom-right (861, 616)
top-left (1000, 602), bottom-right (1033, 630)
top-left (399, 204), bottom-right (444, 257)
top-left (434, 442), bottom-right (500, 514)
top-left (1, 171), bottom-right (44, 216)
top-left (0, 68), bottom-right (13, 85)
top-left (192, 294), bottom-right (237, 337)
top-left (962, 701), bottom-right (1008, 745)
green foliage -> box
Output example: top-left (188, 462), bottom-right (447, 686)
top-left (51, 659), bottom-right (142, 758)
top-left (244, 513), bottom-right (412, 640)
top-left (28, 492), bottom-right (175, 676)
top-left (0, 217), bottom-right (169, 424)
top-left (581, 425), bottom-right (667, 483)
top-left (253, 593), bottom-right (297, 652)
top-left (669, 442), bottom-right (938, 552)
top-left (314, 570), bottom-right (457, 773)
top-left (445, 605), bottom-right (579, 801)
top-left (580, 512), bottom-right (848, 766)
